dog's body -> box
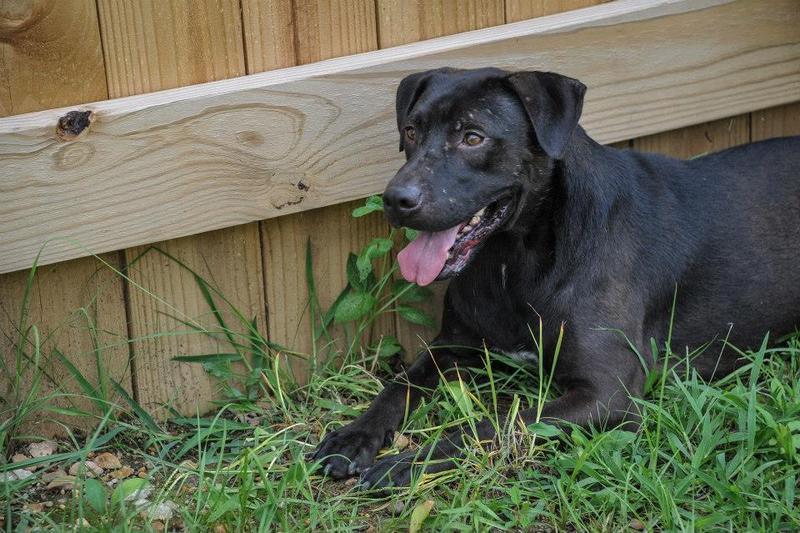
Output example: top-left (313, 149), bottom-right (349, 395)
top-left (312, 68), bottom-right (800, 488)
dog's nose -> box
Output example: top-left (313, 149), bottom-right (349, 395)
top-left (383, 184), bottom-right (422, 215)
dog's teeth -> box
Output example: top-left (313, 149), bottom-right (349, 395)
top-left (462, 225), bottom-right (472, 233)
top-left (476, 207), bottom-right (486, 217)
top-left (470, 216), bottom-right (480, 225)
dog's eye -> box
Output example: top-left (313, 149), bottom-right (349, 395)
top-left (464, 132), bottom-right (484, 146)
top-left (404, 126), bottom-right (416, 142)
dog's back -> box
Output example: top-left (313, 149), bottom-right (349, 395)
top-left (646, 136), bottom-right (800, 373)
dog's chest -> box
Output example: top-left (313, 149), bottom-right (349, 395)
top-left (449, 262), bottom-right (541, 354)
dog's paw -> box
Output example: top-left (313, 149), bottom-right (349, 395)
top-left (359, 445), bottom-right (456, 490)
top-left (310, 422), bottom-right (393, 479)
top-left (358, 449), bottom-right (418, 489)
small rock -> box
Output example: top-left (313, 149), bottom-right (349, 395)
top-left (132, 498), bottom-right (151, 510)
top-left (213, 524), bottom-right (227, 533)
top-left (0, 472), bottom-right (17, 482)
top-left (74, 517), bottom-right (90, 528)
top-left (12, 469), bottom-right (34, 480)
top-left (42, 469), bottom-right (67, 482)
top-left (69, 461), bottom-right (104, 477)
top-left (345, 477), bottom-right (358, 487)
top-left (125, 487), bottom-right (153, 502)
top-left (151, 521), bottom-right (165, 532)
top-left (110, 466), bottom-right (134, 479)
top-left (393, 434), bottom-right (411, 450)
top-left (24, 502), bottom-right (45, 513)
top-left (46, 475), bottom-right (76, 490)
top-left (93, 452), bottom-right (122, 470)
top-left (392, 500), bottom-right (405, 515)
top-left (12, 453), bottom-right (29, 464)
top-left (28, 441), bottom-right (57, 458)
top-left (629, 519), bottom-right (645, 530)
top-left (148, 500), bottom-right (178, 521)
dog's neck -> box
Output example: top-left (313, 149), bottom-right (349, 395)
top-left (496, 127), bottom-right (631, 275)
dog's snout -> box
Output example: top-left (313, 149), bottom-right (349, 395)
top-left (383, 184), bottom-right (422, 216)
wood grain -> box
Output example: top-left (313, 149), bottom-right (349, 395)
top-left (0, 0), bottom-right (130, 435)
top-left (124, 226), bottom-right (266, 416)
top-left (751, 102), bottom-right (800, 141)
top-left (376, 0), bottom-right (505, 47)
top-left (633, 114), bottom-right (750, 159)
top-left (249, 1), bottom-right (395, 376)
top-left (96, 0), bottom-right (246, 96)
top-left (0, 254), bottom-right (129, 434)
top-left (1, 0), bottom-right (799, 273)
top-left (375, 0), bottom-right (505, 355)
top-left (292, 0), bottom-right (378, 64)
top-left (261, 203), bottom-right (390, 375)
top-left (97, 0), bottom-right (267, 415)
top-left (0, 0), bottom-right (107, 115)
top-left (505, 0), bottom-right (606, 22)
top-left (240, 0), bottom-right (296, 73)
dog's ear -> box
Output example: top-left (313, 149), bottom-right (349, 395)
top-left (506, 71), bottom-right (586, 160)
top-left (395, 69), bottom-right (448, 151)
top-left (396, 71), bottom-right (433, 151)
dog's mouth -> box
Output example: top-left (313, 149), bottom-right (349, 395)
top-left (397, 197), bottom-right (513, 286)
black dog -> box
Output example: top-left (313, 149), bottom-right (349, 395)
top-left (311, 67), bottom-right (800, 488)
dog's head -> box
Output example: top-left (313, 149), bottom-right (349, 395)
top-left (383, 67), bottom-right (586, 286)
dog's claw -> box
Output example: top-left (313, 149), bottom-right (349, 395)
top-left (347, 461), bottom-right (358, 475)
top-left (323, 463), bottom-right (332, 477)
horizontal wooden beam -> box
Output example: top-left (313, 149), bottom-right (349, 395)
top-left (1, 0), bottom-right (798, 273)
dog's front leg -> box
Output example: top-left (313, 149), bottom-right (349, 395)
top-left (360, 375), bottom-right (643, 489)
top-left (310, 346), bottom-right (477, 478)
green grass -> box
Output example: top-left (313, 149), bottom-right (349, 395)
top-left (2, 233), bottom-right (800, 531)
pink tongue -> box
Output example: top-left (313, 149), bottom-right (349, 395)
top-left (397, 225), bottom-right (461, 286)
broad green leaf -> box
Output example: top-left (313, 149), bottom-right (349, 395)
top-left (409, 499), bottom-right (435, 533)
top-left (397, 306), bottom-right (436, 328)
top-left (373, 335), bottom-right (402, 358)
top-left (334, 292), bottom-right (377, 323)
top-left (83, 478), bottom-right (107, 513)
top-left (112, 478), bottom-right (150, 506)
top-left (356, 238), bottom-right (392, 281)
top-left (352, 195), bottom-right (384, 217)
top-left (527, 422), bottom-right (562, 438)
top-left (346, 253), bottom-right (365, 291)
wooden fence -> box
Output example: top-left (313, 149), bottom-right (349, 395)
top-left (1, 0), bottom-right (799, 430)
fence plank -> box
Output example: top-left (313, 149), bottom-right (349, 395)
top-left (249, 1), bottom-right (395, 378)
top-left (376, 0), bottom-right (505, 46)
top-left (505, 0), bottom-right (606, 22)
top-left (374, 0), bottom-right (505, 355)
top-left (0, 0), bottom-right (107, 115)
top-left (0, 0), bottom-right (129, 435)
top-left (96, 0), bottom-right (267, 416)
top-left (632, 114), bottom-right (750, 159)
top-left (752, 102), bottom-right (800, 141)
top-left (2, 0), bottom-right (799, 274)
